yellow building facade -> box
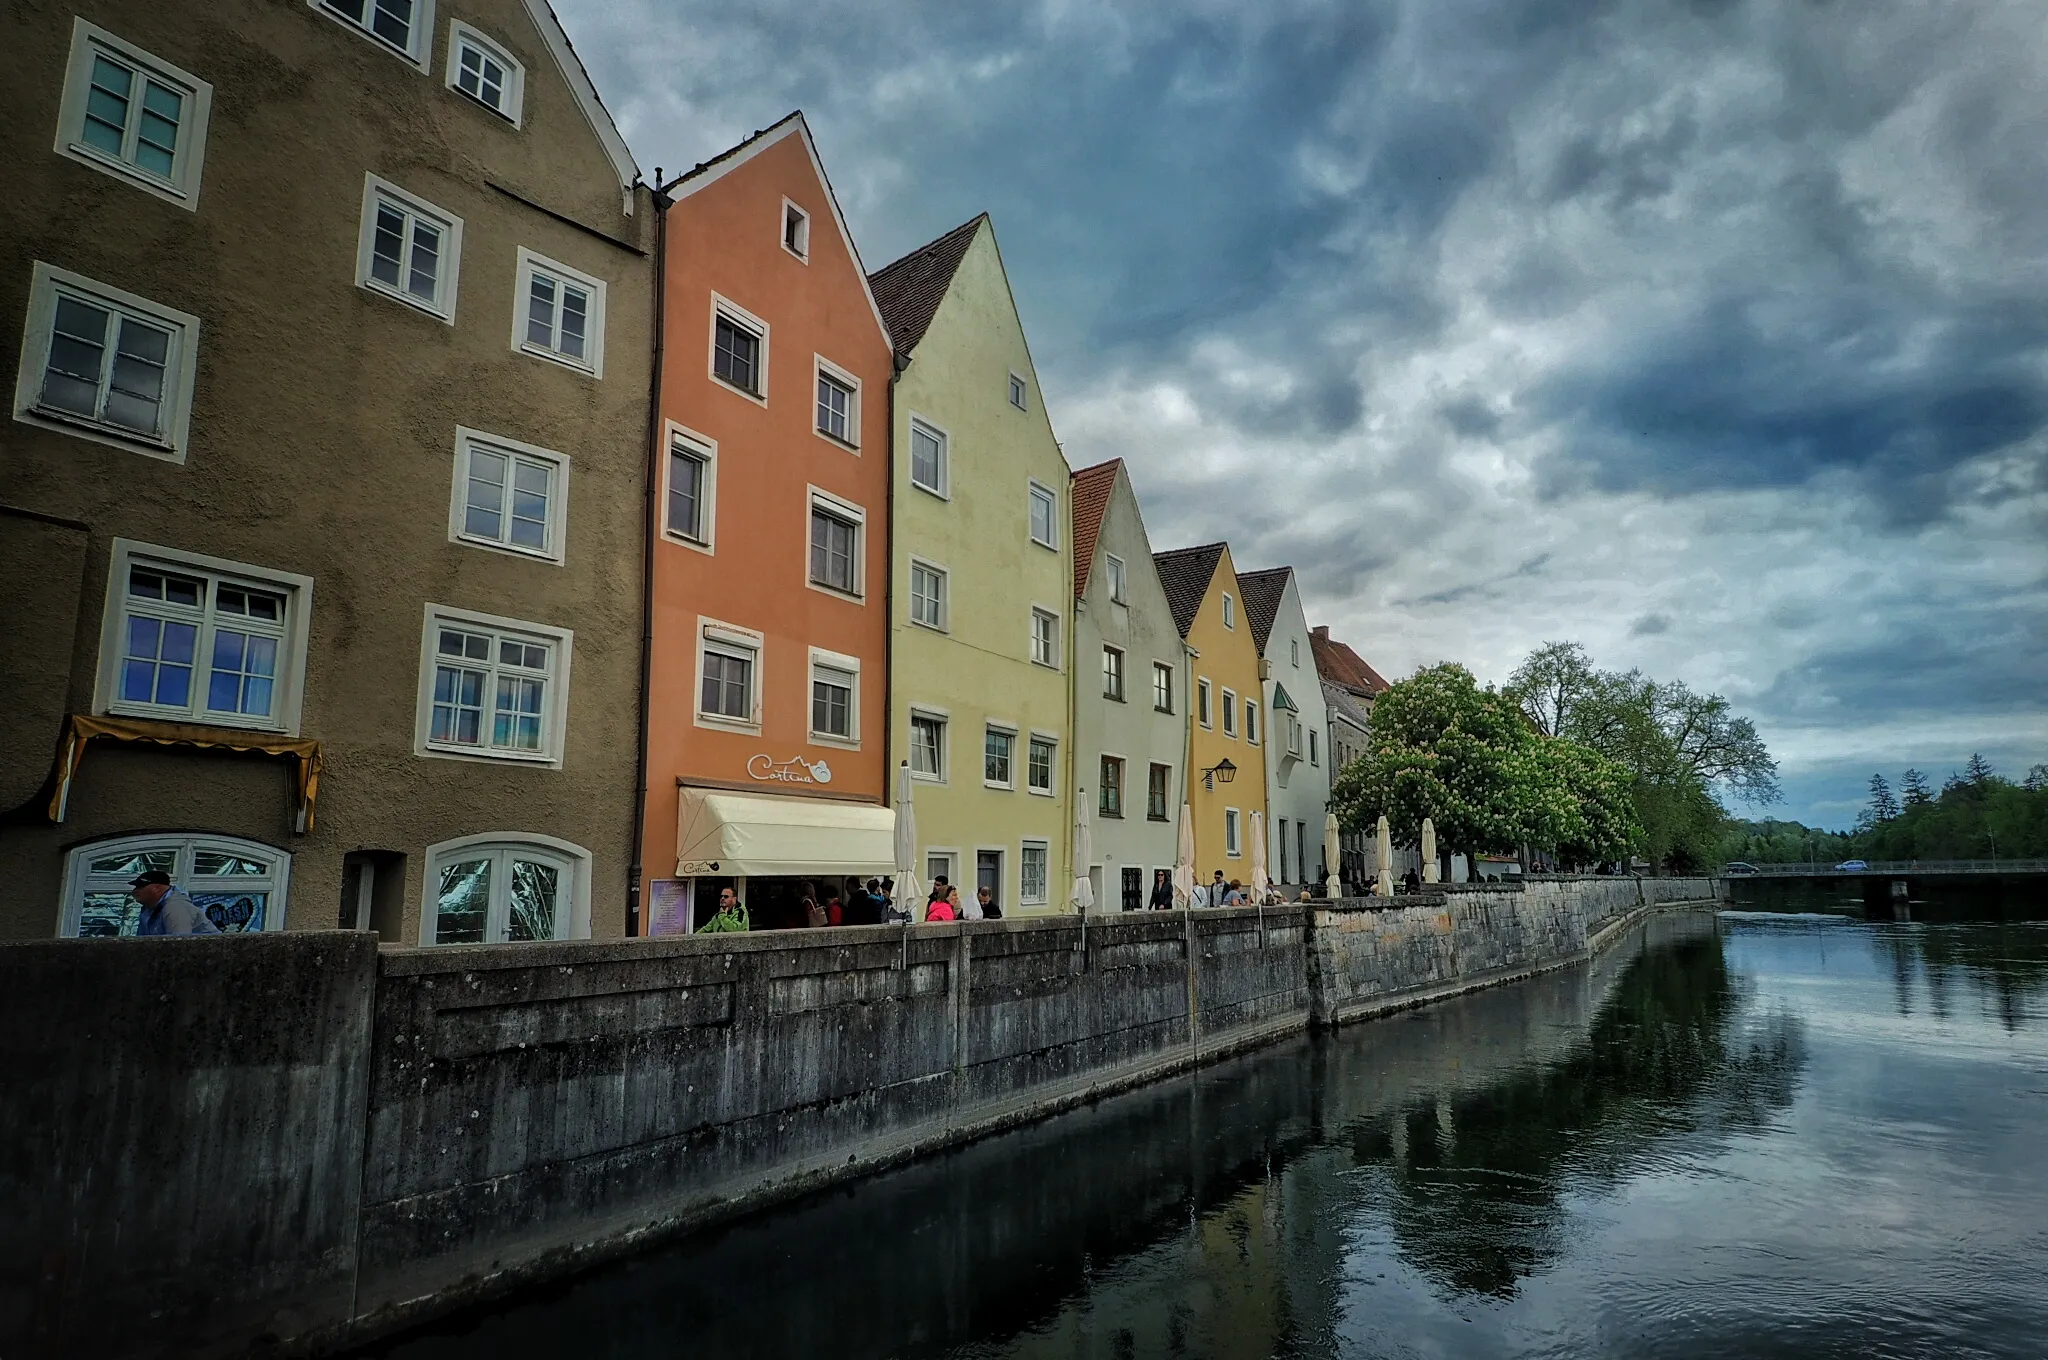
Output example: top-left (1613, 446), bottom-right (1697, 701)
top-left (1154, 543), bottom-right (1268, 891)
top-left (871, 216), bottom-right (1073, 915)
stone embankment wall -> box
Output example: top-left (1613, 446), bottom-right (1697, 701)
top-left (0, 878), bottom-right (1720, 1360)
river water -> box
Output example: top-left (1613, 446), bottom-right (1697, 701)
top-left (376, 901), bottom-right (2048, 1360)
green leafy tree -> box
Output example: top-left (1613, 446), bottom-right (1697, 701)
top-left (1853, 756), bottom-right (2047, 861)
top-left (2027, 765), bottom-right (2047, 793)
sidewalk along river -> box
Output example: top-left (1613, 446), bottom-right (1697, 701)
top-left (364, 903), bottom-right (2048, 1360)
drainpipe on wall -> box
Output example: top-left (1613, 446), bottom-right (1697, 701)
top-left (883, 353), bottom-right (903, 806)
top-left (627, 171), bottom-right (684, 938)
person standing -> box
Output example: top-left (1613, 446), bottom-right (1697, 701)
top-left (128, 871), bottom-right (220, 936)
top-left (925, 890), bottom-right (957, 923)
top-left (1149, 869), bottom-right (1175, 910)
top-left (701, 885), bottom-right (750, 933)
top-left (976, 884), bottom-right (1002, 920)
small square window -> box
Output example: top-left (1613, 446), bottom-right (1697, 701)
top-left (783, 200), bottom-right (811, 260)
top-left (1105, 554), bottom-right (1127, 605)
top-left (1028, 482), bottom-right (1058, 549)
top-left (985, 726), bottom-right (1015, 788)
top-left (417, 606), bottom-right (571, 765)
top-left (514, 249), bottom-right (605, 376)
top-left (811, 660), bottom-right (856, 742)
top-left (711, 297), bottom-right (767, 399)
top-left (14, 262), bottom-right (200, 461)
top-left (911, 713), bottom-right (946, 780)
top-left (1027, 736), bottom-right (1055, 794)
top-left (911, 560), bottom-right (947, 630)
top-left (1032, 608), bottom-right (1060, 668)
top-left (357, 175), bottom-right (463, 322)
top-left (1152, 662), bottom-right (1174, 714)
top-left (446, 21), bottom-right (524, 124)
top-left (910, 416), bottom-right (947, 497)
top-left (55, 21), bottom-right (213, 209)
top-left (314, 0), bottom-right (433, 64)
top-left (665, 430), bottom-right (716, 548)
top-left (809, 497), bottom-right (862, 597)
top-left (1099, 756), bottom-right (1124, 818)
top-left (1101, 645), bottom-right (1125, 702)
top-left (449, 428), bottom-right (568, 564)
top-left (1008, 373), bottom-right (1028, 410)
top-left (815, 360), bottom-right (859, 447)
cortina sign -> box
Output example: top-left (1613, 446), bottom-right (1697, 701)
top-left (747, 753), bottom-right (833, 785)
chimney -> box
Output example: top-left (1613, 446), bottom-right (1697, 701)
top-left (1312, 625), bottom-right (1329, 642)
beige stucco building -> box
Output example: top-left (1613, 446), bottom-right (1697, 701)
top-left (0, 0), bottom-right (652, 944)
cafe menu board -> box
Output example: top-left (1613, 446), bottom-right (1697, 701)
top-left (648, 878), bottom-right (692, 936)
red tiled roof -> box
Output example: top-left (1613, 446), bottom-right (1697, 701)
top-left (868, 215), bottom-right (985, 361)
top-left (1310, 625), bottom-right (1390, 695)
top-left (1233, 566), bottom-right (1291, 655)
top-left (1070, 459), bottom-right (1121, 599)
top-left (1152, 543), bottom-right (1227, 638)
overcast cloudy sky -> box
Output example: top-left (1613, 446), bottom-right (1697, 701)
top-left (555, 0), bottom-right (2047, 829)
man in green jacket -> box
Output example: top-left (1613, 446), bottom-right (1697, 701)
top-left (700, 885), bottom-right (749, 934)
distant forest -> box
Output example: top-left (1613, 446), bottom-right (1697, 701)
top-left (1721, 757), bottom-right (2048, 864)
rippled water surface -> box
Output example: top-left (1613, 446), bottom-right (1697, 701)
top-left (376, 905), bottom-right (2048, 1360)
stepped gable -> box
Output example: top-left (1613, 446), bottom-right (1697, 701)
top-left (1234, 566), bottom-right (1292, 655)
top-left (868, 214), bottom-right (985, 361)
top-left (1070, 459), bottom-right (1121, 598)
top-left (1152, 542), bottom-right (1227, 638)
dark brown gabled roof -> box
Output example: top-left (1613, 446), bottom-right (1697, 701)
top-left (1152, 543), bottom-right (1226, 638)
top-left (1234, 566), bottom-right (1291, 655)
top-left (1070, 459), bottom-right (1121, 599)
top-left (868, 214), bottom-right (985, 361)
top-left (1311, 625), bottom-right (1391, 695)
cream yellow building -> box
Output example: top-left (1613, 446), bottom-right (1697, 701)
top-left (1154, 544), bottom-right (1268, 893)
top-left (871, 216), bottom-right (1073, 915)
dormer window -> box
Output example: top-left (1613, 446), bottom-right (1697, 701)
top-left (782, 199), bottom-right (810, 261)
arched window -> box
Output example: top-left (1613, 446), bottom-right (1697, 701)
top-left (423, 834), bottom-right (590, 945)
top-left (59, 833), bottom-right (290, 937)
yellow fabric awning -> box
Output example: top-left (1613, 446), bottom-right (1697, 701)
top-left (48, 713), bottom-right (323, 832)
top-left (675, 786), bottom-right (894, 878)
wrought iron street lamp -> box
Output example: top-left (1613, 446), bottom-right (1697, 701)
top-left (1201, 758), bottom-right (1237, 791)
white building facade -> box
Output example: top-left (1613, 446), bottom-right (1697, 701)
top-left (1236, 567), bottom-right (1332, 897)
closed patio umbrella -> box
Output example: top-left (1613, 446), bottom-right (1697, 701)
top-left (1422, 817), bottom-right (1439, 884)
top-left (1250, 809), bottom-right (1270, 904)
top-left (1376, 814), bottom-right (1394, 897)
top-left (1174, 802), bottom-right (1196, 907)
top-left (1324, 811), bottom-right (1341, 900)
top-left (1071, 783), bottom-right (1095, 913)
top-left (893, 762), bottom-right (922, 916)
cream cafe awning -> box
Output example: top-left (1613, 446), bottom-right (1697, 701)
top-left (675, 786), bottom-right (896, 879)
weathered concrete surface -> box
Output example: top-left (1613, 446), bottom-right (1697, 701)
top-left (0, 932), bottom-right (377, 1360)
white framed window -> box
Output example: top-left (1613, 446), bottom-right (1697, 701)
top-left (1225, 808), bottom-right (1242, 858)
top-left (1198, 677), bottom-right (1213, 728)
top-left (1101, 645), bottom-right (1125, 701)
top-left (96, 540), bottom-right (313, 734)
top-left (984, 724), bottom-right (1016, 789)
top-left (423, 833), bottom-right (591, 945)
top-left (1285, 711), bottom-right (1303, 758)
top-left (809, 647), bottom-right (860, 746)
top-left (909, 415), bottom-right (948, 498)
top-left (1222, 593), bottom-right (1235, 629)
top-left (664, 423), bottom-right (717, 552)
top-left (1310, 729), bottom-right (1319, 765)
top-left (14, 262), bottom-right (200, 461)
top-left (445, 21), bottom-right (523, 124)
top-left (814, 356), bottom-right (860, 448)
top-left (910, 709), bottom-right (947, 781)
top-left (1222, 688), bottom-right (1238, 737)
top-left (926, 850), bottom-right (957, 892)
top-left (312, 0), bottom-right (434, 68)
top-left (1151, 662), bottom-right (1173, 714)
top-left (710, 293), bottom-right (766, 401)
top-left (54, 21), bottom-right (212, 209)
top-left (910, 559), bottom-right (948, 631)
top-left (1028, 480), bottom-right (1058, 549)
top-left (1106, 554), bottom-right (1127, 604)
top-left (415, 605), bottom-right (573, 766)
top-left (782, 197), bottom-right (811, 261)
top-left (448, 427), bottom-right (569, 564)
top-left (1291, 639), bottom-right (1300, 667)
top-left (1031, 607), bottom-right (1060, 668)
top-left (356, 174), bottom-right (463, 322)
top-left (1008, 372), bottom-right (1028, 411)
top-left (807, 488), bottom-right (865, 599)
top-left (695, 618), bottom-right (761, 731)
top-left (59, 833), bottom-right (290, 938)
top-left (1020, 840), bottom-right (1049, 904)
top-left (513, 249), bottom-right (605, 376)
top-left (1147, 762), bottom-right (1171, 821)
top-left (1027, 734), bottom-right (1056, 796)
top-left (1099, 755), bottom-right (1125, 818)
top-left (1245, 697), bottom-right (1259, 745)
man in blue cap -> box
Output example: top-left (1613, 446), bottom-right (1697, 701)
top-left (129, 870), bottom-right (220, 936)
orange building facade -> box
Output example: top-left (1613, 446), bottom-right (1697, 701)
top-left (642, 114), bottom-right (896, 932)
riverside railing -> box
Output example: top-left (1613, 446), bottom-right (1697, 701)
top-left (1729, 860), bottom-right (2048, 876)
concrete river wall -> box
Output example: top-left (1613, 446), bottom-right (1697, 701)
top-left (0, 876), bottom-right (1721, 1359)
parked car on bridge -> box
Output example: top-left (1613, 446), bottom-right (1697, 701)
top-left (1835, 860), bottom-right (1869, 871)
top-left (1723, 862), bottom-right (1759, 875)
